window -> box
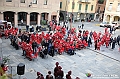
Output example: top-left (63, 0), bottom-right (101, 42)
top-left (98, 0), bottom-right (104, 4)
top-left (117, 3), bottom-right (120, 12)
top-left (60, 2), bottom-right (62, 8)
top-left (44, 0), bottom-right (48, 5)
top-left (33, 0), bottom-right (37, 4)
top-left (6, 0), bottom-right (12, 2)
top-left (79, 4), bottom-right (82, 10)
top-left (91, 5), bottom-right (93, 11)
top-left (108, 3), bottom-right (113, 11)
top-left (21, 0), bottom-right (25, 3)
top-left (85, 4), bottom-right (88, 10)
top-left (72, 2), bottom-right (75, 9)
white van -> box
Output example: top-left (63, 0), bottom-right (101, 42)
top-left (109, 21), bottom-right (120, 29)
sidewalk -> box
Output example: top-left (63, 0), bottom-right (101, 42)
top-left (88, 44), bottom-right (120, 62)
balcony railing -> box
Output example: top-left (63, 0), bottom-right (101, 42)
top-left (78, 0), bottom-right (90, 4)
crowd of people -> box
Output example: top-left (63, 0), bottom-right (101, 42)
top-left (1, 20), bottom-right (120, 59)
top-left (36, 62), bottom-right (80, 79)
top-left (0, 20), bottom-right (120, 79)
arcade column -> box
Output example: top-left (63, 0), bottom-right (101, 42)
top-left (27, 13), bottom-right (30, 25)
top-left (37, 14), bottom-right (41, 25)
top-left (110, 15), bottom-right (114, 24)
top-left (103, 14), bottom-right (107, 22)
top-left (0, 12), bottom-right (3, 20)
top-left (14, 12), bottom-right (18, 27)
top-left (57, 10), bottom-right (60, 23)
top-left (48, 13), bottom-right (51, 21)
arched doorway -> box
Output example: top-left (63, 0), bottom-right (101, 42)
top-left (69, 13), bottom-right (74, 22)
top-left (114, 16), bottom-right (119, 21)
top-left (96, 14), bottom-right (99, 20)
top-left (59, 12), bottom-right (64, 21)
top-left (18, 12), bottom-right (27, 25)
top-left (107, 15), bottom-right (110, 23)
top-left (3, 11), bottom-right (15, 24)
top-left (41, 13), bottom-right (49, 25)
top-left (80, 13), bottom-right (84, 20)
top-left (30, 12), bottom-right (38, 25)
top-left (89, 14), bottom-right (94, 20)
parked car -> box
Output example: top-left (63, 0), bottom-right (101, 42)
top-left (100, 22), bottom-right (108, 27)
top-left (108, 21), bottom-right (120, 29)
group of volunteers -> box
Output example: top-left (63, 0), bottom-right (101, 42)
top-left (0, 20), bottom-right (120, 61)
top-left (0, 20), bottom-right (120, 79)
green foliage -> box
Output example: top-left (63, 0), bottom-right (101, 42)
top-left (41, 20), bottom-right (47, 25)
top-left (2, 56), bottom-right (10, 64)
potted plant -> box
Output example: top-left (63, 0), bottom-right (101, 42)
top-left (2, 55), bottom-right (10, 64)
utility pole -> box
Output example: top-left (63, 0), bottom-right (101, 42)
top-left (65, 0), bottom-right (68, 21)
top-left (70, 0), bottom-right (74, 29)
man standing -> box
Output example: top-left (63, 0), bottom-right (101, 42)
top-left (32, 40), bottom-right (37, 54)
top-left (117, 35), bottom-right (120, 45)
top-left (21, 19), bottom-right (23, 26)
top-left (81, 23), bottom-right (84, 29)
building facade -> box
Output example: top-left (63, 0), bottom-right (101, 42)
top-left (0, 0), bottom-right (60, 26)
top-left (59, 0), bottom-right (68, 21)
top-left (59, 0), bottom-right (97, 22)
top-left (94, 0), bottom-right (106, 21)
top-left (103, 0), bottom-right (120, 23)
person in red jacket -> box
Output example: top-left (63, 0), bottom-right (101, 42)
top-left (105, 35), bottom-right (110, 48)
top-left (97, 40), bottom-right (101, 50)
top-left (36, 72), bottom-right (44, 79)
top-left (105, 27), bottom-right (108, 33)
top-left (54, 62), bottom-right (59, 79)
top-left (46, 71), bottom-right (53, 79)
top-left (56, 66), bottom-right (64, 79)
top-left (66, 71), bottom-right (72, 79)
top-left (4, 29), bottom-right (9, 39)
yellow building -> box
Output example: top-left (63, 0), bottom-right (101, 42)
top-left (94, 0), bottom-right (106, 21)
top-left (103, 0), bottom-right (120, 23)
top-left (59, 0), bottom-right (97, 21)
top-left (0, 0), bottom-right (60, 26)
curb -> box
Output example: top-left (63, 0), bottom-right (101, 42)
top-left (87, 48), bottom-right (120, 62)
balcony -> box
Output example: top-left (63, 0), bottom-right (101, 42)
top-left (78, 0), bottom-right (91, 4)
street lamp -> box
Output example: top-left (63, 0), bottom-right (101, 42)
top-left (70, 0), bottom-right (75, 29)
